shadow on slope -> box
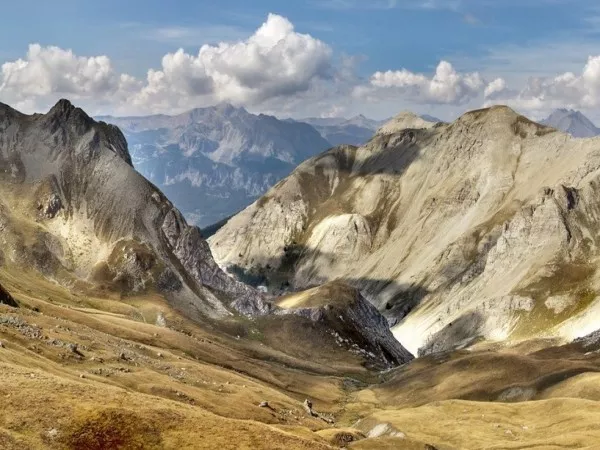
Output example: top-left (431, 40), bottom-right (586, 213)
top-left (365, 331), bottom-right (600, 409)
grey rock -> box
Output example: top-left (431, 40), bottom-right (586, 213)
top-left (0, 99), bottom-right (269, 320)
top-left (211, 105), bottom-right (600, 353)
top-left (278, 283), bottom-right (413, 368)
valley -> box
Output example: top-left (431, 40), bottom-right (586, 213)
top-left (2, 99), bottom-right (600, 449)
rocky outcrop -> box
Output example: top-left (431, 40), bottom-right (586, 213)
top-left (276, 282), bottom-right (413, 367)
top-left (210, 105), bottom-right (600, 353)
top-left (0, 284), bottom-right (17, 307)
top-left (0, 99), bottom-right (267, 319)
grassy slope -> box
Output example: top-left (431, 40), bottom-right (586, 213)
top-left (3, 267), bottom-right (600, 449)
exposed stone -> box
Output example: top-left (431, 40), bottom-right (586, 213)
top-left (0, 99), bottom-right (269, 323)
top-left (155, 312), bottom-right (167, 327)
top-left (0, 284), bottom-right (17, 308)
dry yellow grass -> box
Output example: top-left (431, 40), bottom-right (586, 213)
top-left (353, 399), bottom-right (600, 450)
top-left (3, 265), bottom-right (600, 449)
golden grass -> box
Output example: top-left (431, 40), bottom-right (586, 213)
top-left (3, 259), bottom-right (600, 448)
top-left (358, 399), bottom-right (600, 450)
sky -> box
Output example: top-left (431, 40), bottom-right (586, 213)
top-left (1, 0), bottom-right (600, 121)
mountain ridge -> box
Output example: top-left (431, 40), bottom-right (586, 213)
top-left (0, 98), bottom-right (411, 369)
top-left (209, 104), bottom-right (600, 354)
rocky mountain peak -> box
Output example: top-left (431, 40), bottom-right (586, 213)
top-left (40, 99), bottom-right (134, 166)
top-left (46, 98), bottom-right (93, 127)
top-left (376, 110), bottom-right (436, 135)
top-left (0, 100), bottom-right (269, 318)
top-left (541, 108), bottom-right (600, 138)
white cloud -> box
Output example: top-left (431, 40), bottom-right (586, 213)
top-left (0, 44), bottom-right (139, 112)
top-left (484, 78), bottom-right (507, 99)
top-left (0, 14), bottom-right (333, 115)
top-left (356, 61), bottom-right (484, 105)
top-left (484, 56), bottom-right (600, 114)
top-left (129, 13), bottom-right (332, 112)
top-left (3, 12), bottom-right (599, 121)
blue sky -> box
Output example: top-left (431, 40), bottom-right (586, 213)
top-left (1, 0), bottom-right (600, 120)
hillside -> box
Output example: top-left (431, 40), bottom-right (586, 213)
top-left (3, 100), bottom-right (600, 448)
top-left (4, 270), bottom-right (600, 449)
top-left (99, 105), bottom-right (331, 227)
top-left (210, 106), bottom-right (600, 356)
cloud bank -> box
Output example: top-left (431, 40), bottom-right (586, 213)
top-left (2, 12), bottom-right (600, 119)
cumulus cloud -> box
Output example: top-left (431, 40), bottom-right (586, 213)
top-left (355, 61), bottom-right (484, 105)
top-left (0, 44), bottom-right (139, 112)
top-left (6, 13), bottom-right (600, 119)
top-left (130, 13), bottom-right (332, 112)
top-left (484, 56), bottom-right (600, 113)
top-left (0, 14), bottom-right (333, 115)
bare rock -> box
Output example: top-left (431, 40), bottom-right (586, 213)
top-left (0, 284), bottom-right (17, 308)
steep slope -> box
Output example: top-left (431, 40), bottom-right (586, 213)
top-left (0, 99), bottom-right (267, 319)
top-left (210, 105), bottom-right (600, 355)
top-left (0, 99), bottom-right (411, 369)
top-left (99, 105), bottom-right (331, 227)
top-left (541, 108), bottom-right (600, 138)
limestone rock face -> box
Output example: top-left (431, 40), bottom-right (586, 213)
top-left (210, 105), bottom-right (600, 353)
top-left (0, 99), bottom-right (266, 319)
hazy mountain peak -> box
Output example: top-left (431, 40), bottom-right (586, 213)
top-left (541, 108), bottom-right (600, 138)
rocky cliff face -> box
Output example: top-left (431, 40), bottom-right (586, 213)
top-left (210, 106), bottom-right (600, 354)
top-left (0, 99), bottom-right (268, 319)
top-left (99, 105), bottom-right (331, 227)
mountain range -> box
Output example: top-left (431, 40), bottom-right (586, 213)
top-left (210, 106), bottom-right (600, 356)
top-left (0, 98), bottom-right (410, 367)
top-left (296, 115), bottom-right (388, 147)
top-left (4, 100), bottom-right (600, 448)
top-left (99, 105), bottom-right (332, 227)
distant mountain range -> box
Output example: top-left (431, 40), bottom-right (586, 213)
top-left (99, 107), bottom-right (443, 227)
top-left (98, 105), bottom-right (331, 227)
top-left (541, 109), bottom-right (600, 138)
